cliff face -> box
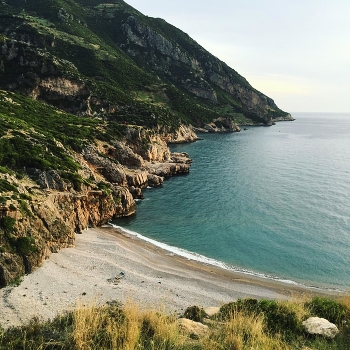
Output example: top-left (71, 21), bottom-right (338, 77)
top-left (120, 16), bottom-right (290, 125)
top-left (0, 1), bottom-right (291, 128)
top-left (0, 124), bottom-right (192, 287)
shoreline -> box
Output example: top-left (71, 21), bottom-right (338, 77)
top-left (110, 224), bottom-right (346, 294)
top-left (0, 226), bottom-right (345, 330)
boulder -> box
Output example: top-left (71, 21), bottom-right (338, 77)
top-left (108, 141), bottom-right (145, 168)
top-left (302, 317), bottom-right (339, 339)
top-left (177, 318), bottom-right (209, 338)
top-left (147, 174), bottom-right (164, 187)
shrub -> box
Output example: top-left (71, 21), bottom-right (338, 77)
top-left (183, 306), bottom-right (206, 322)
top-left (305, 297), bottom-right (348, 325)
top-left (219, 298), bottom-right (302, 338)
top-left (0, 216), bottom-right (16, 234)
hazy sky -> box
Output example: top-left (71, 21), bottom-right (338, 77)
top-left (124, 0), bottom-right (350, 113)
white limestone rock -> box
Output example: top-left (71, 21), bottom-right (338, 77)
top-left (302, 317), bottom-right (339, 339)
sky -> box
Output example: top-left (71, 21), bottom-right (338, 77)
top-left (124, 0), bottom-right (350, 113)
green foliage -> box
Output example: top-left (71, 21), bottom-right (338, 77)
top-left (18, 200), bottom-right (32, 217)
top-left (0, 216), bottom-right (16, 234)
top-left (259, 299), bottom-right (302, 337)
top-left (0, 179), bottom-right (18, 193)
top-left (183, 306), bottom-right (206, 323)
top-left (97, 181), bottom-right (112, 195)
top-left (305, 297), bottom-right (348, 325)
top-left (219, 298), bottom-right (302, 338)
top-left (14, 236), bottom-right (37, 256)
top-left (62, 172), bottom-right (84, 191)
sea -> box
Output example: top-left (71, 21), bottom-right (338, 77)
top-left (113, 113), bottom-right (350, 291)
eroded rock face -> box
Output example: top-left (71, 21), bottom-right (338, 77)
top-left (37, 170), bottom-right (68, 191)
top-left (126, 171), bottom-right (148, 188)
top-left (0, 124), bottom-right (193, 287)
top-left (302, 317), bottom-right (339, 339)
top-left (0, 188), bottom-right (135, 287)
top-left (125, 126), bottom-right (171, 162)
top-left (82, 146), bottom-right (127, 185)
top-left (195, 117), bottom-right (241, 133)
top-left (108, 141), bottom-right (145, 168)
top-left (161, 125), bottom-right (200, 144)
top-left (0, 253), bottom-right (25, 287)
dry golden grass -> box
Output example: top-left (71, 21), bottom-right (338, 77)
top-left (201, 310), bottom-right (292, 350)
top-left (2, 295), bottom-right (350, 350)
top-left (341, 294), bottom-right (350, 310)
top-left (70, 300), bottom-right (187, 350)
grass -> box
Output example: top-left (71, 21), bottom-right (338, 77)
top-left (0, 295), bottom-right (349, 349)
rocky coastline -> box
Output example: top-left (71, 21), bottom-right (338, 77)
top-left (0, 124), bottom-right (196, 287)
top-left (0, 116), bottom-right (296, 288)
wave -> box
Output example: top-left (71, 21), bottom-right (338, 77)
top-left (108, 224), bottom-right (345, 293)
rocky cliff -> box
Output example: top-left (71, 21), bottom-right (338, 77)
top-left (0, 118), bottom-right (192, 287)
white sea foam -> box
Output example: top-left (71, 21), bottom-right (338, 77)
top-left (108, 224), bottom-right (343, 291)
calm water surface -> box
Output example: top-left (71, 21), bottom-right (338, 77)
top-left (114, 113), bottom-right (350, 290)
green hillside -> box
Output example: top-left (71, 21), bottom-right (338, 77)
top-left (0, 0), bottom-right (290, 129)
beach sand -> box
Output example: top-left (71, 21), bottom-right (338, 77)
top-left (0, 226), bottom-right (340, 329)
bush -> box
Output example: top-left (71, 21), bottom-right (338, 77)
top-left (183, 306), bottom-right (206, 322)
top-left (219, 298), bottom-right (302, 338)
top-left (15, 236), bottom-right (37, 256)
top-left (258, 299), bottom-right (301, 337)
top-left (305, 297), bottom-right (348, 325)
top-left (0, 216), bottom-right (16, 234)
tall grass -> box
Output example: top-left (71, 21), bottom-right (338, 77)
top-left (1, 295), bottom-right (350, 349)
top-left (70, 301), bottom-right (186, 350)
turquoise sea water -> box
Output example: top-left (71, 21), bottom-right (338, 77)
top-left (114, 113), bottom-right (350, 290)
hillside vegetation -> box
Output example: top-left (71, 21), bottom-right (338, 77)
top-left (1, 296), bottom-right (350, 349)
top-left (0, 0), bottom-right (290, 128)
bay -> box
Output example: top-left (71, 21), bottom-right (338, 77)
top-left (114, 113), bottom-right (350, 290)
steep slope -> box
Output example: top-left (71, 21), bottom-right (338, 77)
top-left (0, 0), bottom-right (291, 127)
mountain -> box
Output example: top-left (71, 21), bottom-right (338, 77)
top-left (0, 0), bottom-right (292, 286)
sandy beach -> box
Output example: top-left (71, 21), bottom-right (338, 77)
top-left (0, 226), bottom-right (341, 330)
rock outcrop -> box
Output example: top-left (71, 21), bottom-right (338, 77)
top-left (302, 317), bottom-right (339, 339)
top-left (0, 124), bottom-right (193, 287)
top-left (195, 117), bottom-right (241, 133)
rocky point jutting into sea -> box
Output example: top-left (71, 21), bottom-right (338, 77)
top-left (0, 124), bottom-right (198, 287)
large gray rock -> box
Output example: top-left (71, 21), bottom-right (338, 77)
top-left (83, 146), bottom-right (127, 185)
top-left (37, 170), bottom-right (68, 191)
top-left (302, 317), bottom-right (339, 339)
